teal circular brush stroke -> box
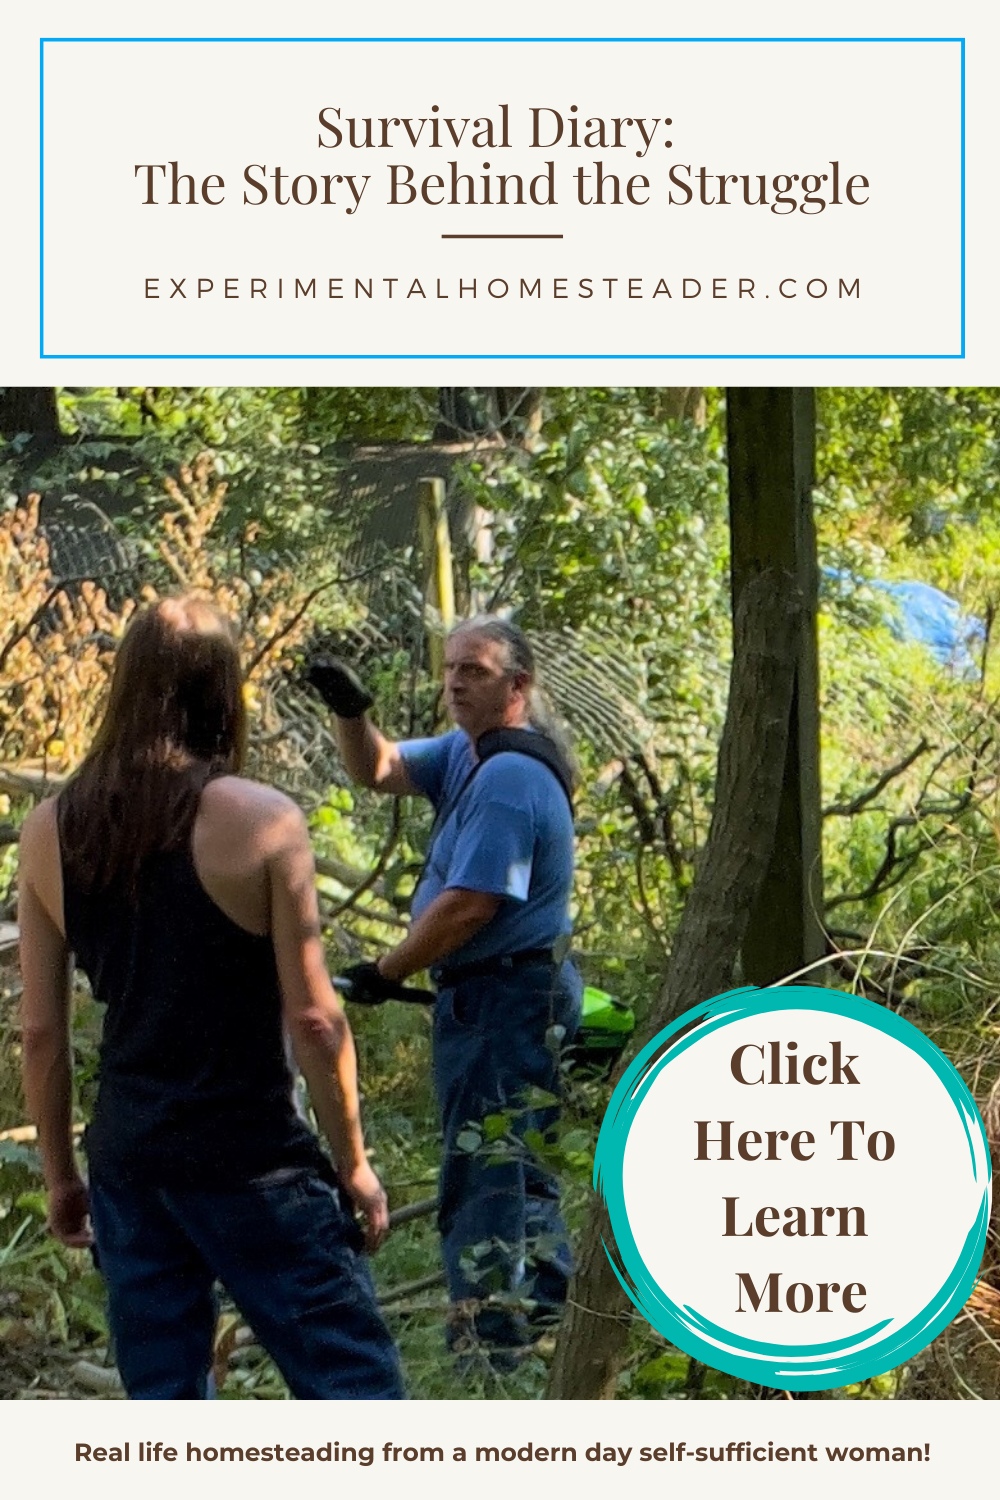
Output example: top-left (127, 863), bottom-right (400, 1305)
top-left (594, 984), bottom-right (991, 1392)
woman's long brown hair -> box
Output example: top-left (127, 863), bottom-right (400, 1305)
top-left (59, 595), bottom-right (248, 896)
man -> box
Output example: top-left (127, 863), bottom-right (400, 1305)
top-left (310, 616), bottom-right (580, 1363)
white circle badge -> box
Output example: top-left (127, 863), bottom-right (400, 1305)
top-left (595, 985), bottom-right (990, 1391)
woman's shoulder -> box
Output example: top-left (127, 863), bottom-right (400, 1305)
top-left (19, 795), bottom-right (60, 864)
top-left (199, 776), bottom-right (305, 834)
top-left (18, 797), bottom-right (63, 921)
top-left (196, 778), bottom-right (312, 877)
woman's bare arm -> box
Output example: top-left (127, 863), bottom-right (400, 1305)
top-left (266, 800), bottom-right (388, 1250)
top-left (18, 801), bottom-right (92, 1247)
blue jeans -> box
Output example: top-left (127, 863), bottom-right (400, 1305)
top-left (432, 961), bottom-right (581, 1349)
top-left (88, 1168), bottom-right (404, 1400)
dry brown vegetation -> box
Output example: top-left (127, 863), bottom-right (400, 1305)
top-left (0, 455), bottom-right (314, 794)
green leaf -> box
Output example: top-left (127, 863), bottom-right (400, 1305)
top-left (14, 1191), bottom-right (47, 1219)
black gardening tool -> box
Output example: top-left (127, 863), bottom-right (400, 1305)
top-left (333, 970), bottom-right (436, 1007)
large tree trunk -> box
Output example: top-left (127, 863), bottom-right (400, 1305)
top-left (728, 388), bottom-right (824, 984)
top-left (546, 566), bottom-right (802, 1399)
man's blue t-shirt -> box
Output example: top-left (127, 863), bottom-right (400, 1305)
top-left (399, 728), bottom-right (574, 967)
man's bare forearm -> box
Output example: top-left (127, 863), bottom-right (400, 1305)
top-left (334, 715), bottom-right (389, 789)
top-left (378, 888), bottom-right (500, 982)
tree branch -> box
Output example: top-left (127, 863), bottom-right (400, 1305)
top-left (823, 739), bottom-right (929, 817)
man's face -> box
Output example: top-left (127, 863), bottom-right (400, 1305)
top-left (443, 632), bottom-right (528, 739)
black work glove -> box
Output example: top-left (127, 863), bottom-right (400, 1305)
top-left (340, 961), bottom-right (398, 1006)
top-left (304, 656), bottom-right (374, 719)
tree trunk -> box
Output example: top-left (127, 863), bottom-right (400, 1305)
top-left (0, 388), bottom-right (61, 454)
top-left (546, 567), bottom-right (802, 1400)
top-left (496, 387), bottom-right (543, 446)
top-left (435, 387), bottom-right (543, 447)
top-left (653, 387), bottom-right (706, 425)
top-left (728, 388), bottom-right (824, 985)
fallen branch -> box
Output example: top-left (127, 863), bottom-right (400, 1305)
top-left (0, 767), bottom-right (67, 799)
top-left (70, 1361), bottom-right (122, 1395)
top-left (388, 1195), bottom-right (438, 1230)
top-left (325, 800), bottom-right (403, 922)
top-left (379, 1271), bottom-right (447, 1308)
top-left (0, 1122), bottom-right (83, 1144)
top-left (314, 853), bottom-right (380, 888)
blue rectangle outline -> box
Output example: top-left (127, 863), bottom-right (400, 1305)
top-left (38, 35), bottom-right (966, 361)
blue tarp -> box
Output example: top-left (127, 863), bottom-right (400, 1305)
top-left (875, 579), bottom-right (983, 668)
top-left (824, 570), bottom-right (984, 672)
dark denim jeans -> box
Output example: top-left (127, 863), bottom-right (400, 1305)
top-left (432, 960), bottom-right (581, 1349)
top-left (88, 1168), bottom-right (405, 1400)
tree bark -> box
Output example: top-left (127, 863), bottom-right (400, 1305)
top-left (435, 387), bottom-right (542, 446)
top-left (654, 387), bottom-right (706, 425)
top-left (728, 388), bottom-right (824, 984)
top-left (546, 568), bottom-right (802, 1400)
top-left (0, 388), bottom-right (61, 454)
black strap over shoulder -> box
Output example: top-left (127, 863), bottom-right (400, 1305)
top-left (475, 728), bottom-right (575, 810)
top-left (422, 728), bottom-right (574, 875)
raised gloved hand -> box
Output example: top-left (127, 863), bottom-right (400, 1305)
top-left (339, 961), bottom-right (398, 1006)
top-left (304, 656), bottom-right (374, 719)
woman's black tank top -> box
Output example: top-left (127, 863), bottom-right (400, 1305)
top-left (59, 810), bottom-right (331, 1189)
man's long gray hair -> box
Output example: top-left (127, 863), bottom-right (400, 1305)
top-left (448, 615), bottom-right (577, 784)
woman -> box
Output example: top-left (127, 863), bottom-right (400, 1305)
top-left (18, 595), bottom-right (404, 1400)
